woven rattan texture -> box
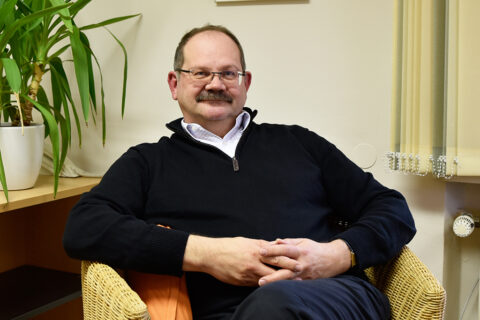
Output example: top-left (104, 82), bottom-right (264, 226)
top-left (365, 246), bottom-right (446, 320)
top-left (81, 246), bottom-right (445, 320)
top-left (81, 261), bottom-right (150, 320)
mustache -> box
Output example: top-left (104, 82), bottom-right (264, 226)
top-left (196, 91), bottom-right (233, 103)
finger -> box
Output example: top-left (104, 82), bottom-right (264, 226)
top-left (260, 255), bottom-right (302, 273)
top-left (260, 244), bottom-right (300, 259)
top-left (275, 238), bottom-right (303, 245)
top-left (255, 263), bottom-right (279, 278)
top-left (229, 262), bottom-right (277, 286)
top-left (258, 269), bottom-right (296, 286)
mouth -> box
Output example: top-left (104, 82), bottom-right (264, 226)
top-left (196, 91), bottom-right (233, 103)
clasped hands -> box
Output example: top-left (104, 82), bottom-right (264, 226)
top-left (183, 235), bottom-right (351, 287)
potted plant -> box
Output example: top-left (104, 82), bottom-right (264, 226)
top-left (0, 0), bottom-right (139, 201)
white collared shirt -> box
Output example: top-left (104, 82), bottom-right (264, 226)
top-left (181, 111), bottom-right (251, 158)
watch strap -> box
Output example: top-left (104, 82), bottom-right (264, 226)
top-left (342, 240), bottom-right (357, 268)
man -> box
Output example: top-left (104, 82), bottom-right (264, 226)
top-left (64, 25), bottom-right (416, 319)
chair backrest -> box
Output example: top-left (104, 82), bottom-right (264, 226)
top-left (81, 260), bottom-right (150, 320)
top-left (365, 246), bottom-right (446, 320)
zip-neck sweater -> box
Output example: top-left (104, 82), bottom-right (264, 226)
top-left (63, 108), bottom-right (416, 318)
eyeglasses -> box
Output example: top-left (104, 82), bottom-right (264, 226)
top-left (175, 68), bottom-right (246, 85)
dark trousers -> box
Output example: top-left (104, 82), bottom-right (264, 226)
top-left (228, 275), bottom-right (390, 320)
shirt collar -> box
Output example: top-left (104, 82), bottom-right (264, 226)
top-left (181, 110), bottom-right (251, 141)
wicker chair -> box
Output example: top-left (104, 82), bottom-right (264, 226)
top-left (81, 261), bottom-right (150, 320)
top-left (364, 246), bottom-right (446, 319)
top-left (81, 246), bottom-right (446, 320)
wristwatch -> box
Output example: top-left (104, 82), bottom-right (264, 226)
top-left (343, 240), bottom-right (357, 268)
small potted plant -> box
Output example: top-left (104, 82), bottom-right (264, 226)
top-left (0, 0), bottom-right (139, 201)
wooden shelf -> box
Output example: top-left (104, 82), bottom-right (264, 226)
top-left (0, 265), bottom-right (81, 320)
top-left (0, 175), bottom-right (100, 319)
top-left (0, 175), bottom-right (101, 213)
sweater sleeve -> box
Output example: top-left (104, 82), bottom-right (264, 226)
top-left (63, 144), bottom-right (189, 276)
top-left (291, 126), bottom-right (416, 269)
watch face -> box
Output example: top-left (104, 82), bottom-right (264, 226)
top-left (453, 215), bottom-right (475, 237)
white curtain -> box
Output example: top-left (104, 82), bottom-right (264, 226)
top-left (387, 0), bottom-right (480, 178)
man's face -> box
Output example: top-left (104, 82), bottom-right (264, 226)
top-left (168, 31), bottom-right (251, 132)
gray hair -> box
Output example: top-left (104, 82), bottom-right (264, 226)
top-left (174, 24), bottom-right (246, 71)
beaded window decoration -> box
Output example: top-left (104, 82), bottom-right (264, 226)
top-left (385, 152), bottom-right (459, 179)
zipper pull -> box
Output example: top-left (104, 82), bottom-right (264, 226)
top-left (232, 157), bottom-right (240, 172)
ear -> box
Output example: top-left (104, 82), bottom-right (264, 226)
top-left (167, 71), bottom-right (179, 100)
top-left (243, 71), bottom-right (252, 92)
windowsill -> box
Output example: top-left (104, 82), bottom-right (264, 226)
top-left (446, 176), bottom-right (480, 184)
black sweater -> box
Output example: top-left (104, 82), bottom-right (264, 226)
top-left (63, 109), bottom-right (416, 318)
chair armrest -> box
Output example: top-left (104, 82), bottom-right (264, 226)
top-left (365, 246), bottom-right (446, 320)
top-left (80, 247), bottom-right (446, 320)
top-left (81, 260), bottom-right (150, 320)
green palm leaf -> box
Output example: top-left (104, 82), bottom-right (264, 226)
top-left (0, 3), bottom-right (72, 52)
top-left (0, 0), bottom-right (17, 31)
top-left (21, 94), bottom-right (61, 196)
top-left (104, 28), bottom-right (128, 119)
top-left (70, 0), bottom-right (92, 18)
top-left (0, 149), bottom-right (8, 202)
top-left (70, 25), bottom-right (90, 124)
top-left (49, 57), bottom-right (82, 147)
top-left (48, 0), bottom-right (73, 33)
top-left (79, 14), bottom-right (141, 31)
top-left (0, 58), bottom-right (21, 92)
top-left (88, 47), bottom-right (107, 145)
top-left (79, 32), bottom-right (96, 111)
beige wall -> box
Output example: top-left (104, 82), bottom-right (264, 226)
top-left (58, 1), bottom-right (478, 318)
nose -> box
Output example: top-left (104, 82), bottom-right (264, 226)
top-left (205, 73), bottom-right (227, 91)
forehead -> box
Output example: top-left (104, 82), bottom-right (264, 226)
top-left (182, 31), bottom-right (242, 69)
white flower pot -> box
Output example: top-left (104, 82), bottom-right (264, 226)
top-left (0, 123), bottom-right (45, 190)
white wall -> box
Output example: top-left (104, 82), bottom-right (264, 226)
top-left (58, 1), bottom-right (478, 318)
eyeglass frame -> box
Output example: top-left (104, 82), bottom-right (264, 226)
top-left (175, 68), bottom-right (247, 85)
